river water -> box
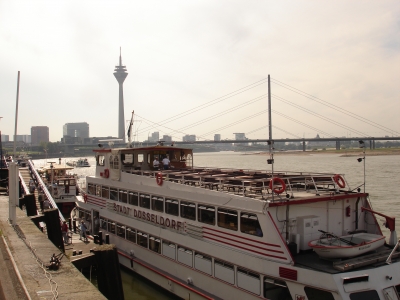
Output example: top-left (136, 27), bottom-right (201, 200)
top-left (33, 151), bottom-right (400, 299)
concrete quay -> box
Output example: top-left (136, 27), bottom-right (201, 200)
top-left (0, 194), bottom-right (106, 300)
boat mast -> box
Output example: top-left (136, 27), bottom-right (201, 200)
top-left (127, 110), bottom-right (134, 147)
top-left (267, 75), bottom-right (274, 200)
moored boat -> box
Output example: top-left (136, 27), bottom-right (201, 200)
top-left (66, 158), bottom-right (90, 168)
top-left (308, 232), bottom-right (386, 258)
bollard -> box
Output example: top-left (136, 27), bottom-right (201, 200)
top-left (68, 218), bottom-right (72, 231)
top-left (79, 250), bottom-right (82, 255)
top-left (99, 231), bottom-right (103, 245)
top-left (105, 234), bottom-right (110, 245)
top-left (72, 250), bottom-right (76, 256)
top-left (73, 218), bottom-right (77, 233)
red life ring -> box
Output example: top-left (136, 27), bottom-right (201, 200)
top-left (269, 177), bottom-right (286, 194)
top-left (156, 172), bottom-right (163, 186)
top-left (104, 169), bottom-right (109, 178)
top-left (333, 174), bottom-right (345, 188)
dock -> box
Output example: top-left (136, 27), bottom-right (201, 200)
top-left (0, 194), bottom-right (106, 300)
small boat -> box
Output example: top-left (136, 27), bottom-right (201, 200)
top-left (66, 158), bottom-right (90, 168)
top-left (308, 231), bottom-right (386, 258)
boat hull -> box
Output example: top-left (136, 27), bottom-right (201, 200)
top-left (308, 233), bottom-right (386, 258)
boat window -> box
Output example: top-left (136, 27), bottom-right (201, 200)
top-left (180, 201), bottom-right (196, 220)
top-left (100, 217), bottom-right (108, 230)
top-left (108, 221), bottom-right (116, 234)
top-left (147, 153), bottom-right (151, 164)
top-left (119, 190), bottom-right (128, 203)
top-left (126, 227), bottom-right (136, 243)
top-left (96, 185), bottom-right (101, 197)
top-left (151, 196), bottom-right (164, 212)
top-left (110, 155), bottom-right (119, 170)
top-left (237, 268), bottom-right (261, 295)
top-left (194, 252), bottom-right (212, 275)
top-left (101, 186), bottom-right (109, 199)
top-left (110, 188), bottom-right (118, 201)
top-left (87, 183), bottom-right (96, 195)
top-left (349, 290), bottom-right (380, 300)
top-left (137, 231), bottom-right (148, 248)
top-left (137, 154), bottom-right (144, 163)
top-left (97, 155), bottom-right (105, 166)
top-left (165, 198), bottom-right (179, 216)
top-left (116, 223), bottom-right (125, 238)
top-left (217, 208), bottom-right (238, 231)
top-left (162, 241), bottom-right (176, 260)
top-left (214, 260), bottom-right (234, 285)
top-left (178, 246), bottom-right (193, 267)
top-left (264, 276), bottom-right (293, 300)
top-left (304, 287), bottom-right (335, 300)
top-left (149, 235), bottom-right (161, 253)
top-left (122, 153), bottom-right (134, 165)
top-left (139, 194), bottom-right (150, 209)
top-left (241, 213), bottom-right (263, 237)
top-left (198, 205), bottom-right (215, 225)
top-left (128, 191), bottom-right (138, 206)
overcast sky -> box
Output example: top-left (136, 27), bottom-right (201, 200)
top-left (1, 0), bottom-right (399, 143)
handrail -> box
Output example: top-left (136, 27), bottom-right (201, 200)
top-left (27, 160), bottom-right (65, 222)
top-left (19, 172), bottom-right (30, 195)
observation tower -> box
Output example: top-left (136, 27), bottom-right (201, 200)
top-left (113, 48), bottom-right (128, 143)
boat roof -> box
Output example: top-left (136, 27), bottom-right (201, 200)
top-left (93, 145), bottom-right (191, 153)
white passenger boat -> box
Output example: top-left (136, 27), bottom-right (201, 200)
top-left (66, 158), bottom-right (90, 168)
top-left (73, 140), bottom-right (400, 300)
top-left (308, 232), bottom-right (386, 258)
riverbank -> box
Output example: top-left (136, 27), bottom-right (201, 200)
top-left (254, 148), bottom-right (400, 157)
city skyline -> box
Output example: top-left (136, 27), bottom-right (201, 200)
top-left (1, 1), bottom-right (399, 142)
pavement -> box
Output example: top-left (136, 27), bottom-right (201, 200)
top-left (0, 194), bottom-right (106, 300)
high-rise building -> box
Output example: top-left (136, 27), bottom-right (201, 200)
top-left (31, 126), bottom-right (49, 145)
top-left (63, 122), bottom-right (89, 139)
top-left (233, 133), bottom-right (246, 140)
top-left (162, 135), bottom-right (172, 142)
top-left (0, 134), bottom-right (9, 142)
top-left (214, 134), bottom-right (221, 141)
top-left (183, 134), bottom-right (196, 142)
top-left (149, 132), bottom-right (159, 142)
top-left (114, 48), bottom-right (128, 143)
top-left (15, 135), bottom-right (31, 143)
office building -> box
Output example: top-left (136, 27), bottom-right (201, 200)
top-left (214, 134), bottom-right (221, 141)
top-left (63, 122), bottom-right (89, 139)
top-left (233, 133), bottom-right (246, 140)
top-left (183, 134), bottom-right (196, 142)
top-left (31, 126), bottom-right (49, 145)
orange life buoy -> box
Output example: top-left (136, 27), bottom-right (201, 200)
top-left (333, 174), bottom-right (345, 188)
top-left (104, 169), bottom-right (109, 178)
top-left (156, 172), bottom-right (163, 186)
top-left (269, 177), bottom-right (286, 194)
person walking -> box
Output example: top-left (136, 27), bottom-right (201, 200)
top-left (80, 220), bottom-right (88, 242)
top-left (61, 221), bottom-right (69, 244)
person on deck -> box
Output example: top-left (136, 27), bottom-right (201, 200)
top-left (80, 220), bottom-right (88, 242)
top-left (61, 221), bottom-right (69, 244)
top-left (153, 157), bottom-right (160, 169)
top-left (162, 156), bottom-right (170, 170)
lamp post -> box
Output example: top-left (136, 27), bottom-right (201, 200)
top-left (357, 140), bottom-right (366, 193)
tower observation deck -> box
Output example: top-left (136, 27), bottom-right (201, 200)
top-left (113, 48), bottom-right (128, 143)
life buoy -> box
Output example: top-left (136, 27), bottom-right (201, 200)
top-left (83, 194), bottom-right (88, 203)
top-left (269, 177), bottom-right (286, 194)
top-left (156, 172), bottom-right (163, 186)
top-left (333, 174), bottom-right (345, 188)
top-left (104, 169), bottom-right (109, 178)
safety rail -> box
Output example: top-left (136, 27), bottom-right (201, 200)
top-left (121, 167), bottom-right (349, 200)
top-left (27, 160), bottom-right (65, 222)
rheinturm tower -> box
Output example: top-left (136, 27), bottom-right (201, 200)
top-left (114, 48), bottom-right (128, 143)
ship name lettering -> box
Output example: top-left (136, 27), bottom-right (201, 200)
top-left (130, 209), bottom-right (182, 231)
top-left (113, 203), bottom-right (131, 215)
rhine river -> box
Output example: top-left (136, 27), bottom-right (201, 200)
top-left (34, 151), bottom-right (400, 299)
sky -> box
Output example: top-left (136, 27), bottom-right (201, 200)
top-left (1, 0), bottom-right (399, 143)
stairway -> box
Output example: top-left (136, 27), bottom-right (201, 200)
top-left (19, 167), bottom-right (40, 214)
